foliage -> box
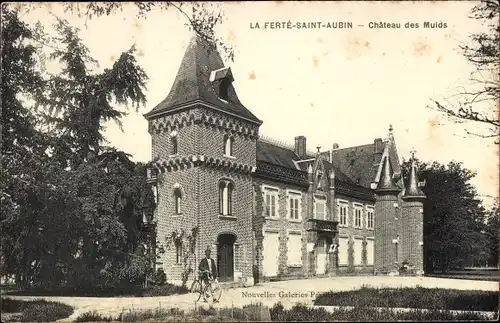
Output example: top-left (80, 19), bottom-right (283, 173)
top-left (166, 226), bottom-right (200, 288)
top-left (429, 0), bottom-right (499, 141)
top-left (0, 6), bottom-right (156, 292)
top-left (401, 159), bottom-right (489, 272)
top-left (1, 298), bottom-right (73, 322)
top-left (1, 0), bottom-right (229, 295)
top-left (12, 2), bottom-right (234, 62)
top-left (269, 302), bottom-right (490, 322)
top-left (4, 282), bottom-right (188, 297)
top-left (483, 203), bottom-right (500, 266)
top-left (313, 285), bottom-right (498, 311)
top-left (75, 310), bottom-right (114, 322)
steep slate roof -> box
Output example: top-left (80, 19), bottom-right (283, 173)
top-left (143, 34), bottom-right (261, 124)
top-left (256, 140), bottom-right (301, 170)
top-left (330, 144), bottom-right (379, 188)
top-left (256, 139), bottom-right (366, 186)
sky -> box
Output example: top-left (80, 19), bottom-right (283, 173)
top-left (18, 1), bottom-right (499, 206)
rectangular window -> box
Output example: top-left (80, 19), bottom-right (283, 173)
top-left (354, 205), bottom-right (363, 228)
top-left (315, 197), bottom-right (327, 220)
top-left (366, 207), bottom-right (374, 230)
top-left (338, 201), bottom-right (348, 226)
top-left (263, 186), bottom-right (279, 218)
top-left (338, 237), bottom-right (349, 265)
top-left (367, 239), bottom-right (374, 265)
top-left (175, 242), bottom-right (183, 264)
top-left (287, 190), bottom-right (302, 221)
top-left (287, 232), bottom-right (302, 266)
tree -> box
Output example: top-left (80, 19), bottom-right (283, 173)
top-left (401, 159), bottom-right (489, 273)
top-left (166, 226), bottom-right (199, 288)
top-left (1, 1), bottom-right (228, 292)
top-left (484, 203), bottom-right (499, 267)
top-left (429, 0), bottom-right (499, 141)
top-left (14, 2), bottom-right (235, 61)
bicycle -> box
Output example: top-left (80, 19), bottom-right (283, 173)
top-left (190, 270), bottom-right (222, 303)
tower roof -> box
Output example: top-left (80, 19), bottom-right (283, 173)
top-left (144, 33), bottom-right (261, 124)
top-left (403, 151), bottom-right (426, 200)
top-left (376, 155), bottom-right (401, 193)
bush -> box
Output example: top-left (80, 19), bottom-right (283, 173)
top-left (75, 310), bottom-right (114, 322)
top-left (314, 286), bottom-right (499, 311)
top-left (141, 283), bottom-right (189, 296)
top-left (4, 282), bottom-right (189, 297)
top-left (1, 298), bottom-right (74, 322)
top-left (270, 302), bottom-right (490, 322)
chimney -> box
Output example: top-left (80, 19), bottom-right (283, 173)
top-left (332, 143), bottom-right (339, 150)
top-left (373, 138), bottom-right (384, 165)
top-left (294, 136), bottom-right (307, 158)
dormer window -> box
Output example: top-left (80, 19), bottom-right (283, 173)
top-left (210, 67), bottom-right (234, 102)
top-left (224, 135), bottom-right (234, 157)
top-left (219, 79), bottom-right (230, 100)
top-left (170, 131), bottom-right (178, 155)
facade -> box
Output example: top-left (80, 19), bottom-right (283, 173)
top-left (143, 34), bottom-right (426, 286)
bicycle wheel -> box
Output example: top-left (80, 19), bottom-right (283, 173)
top-left (191, 281), bottom-right (203, 302)
top-left (209, 280), bottom-right (222, 302)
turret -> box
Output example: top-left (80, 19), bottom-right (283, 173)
top-left (374, 134), bottom-right (402, 275)
top-left (401, 149), bottom-right (426, 275)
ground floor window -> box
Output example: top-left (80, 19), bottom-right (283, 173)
top-left (367, 239), bottom-right (374, 265)
top-left (338, 237), bottom-right (349, 265)
top-left (287, 232), bottom-right (302, 266)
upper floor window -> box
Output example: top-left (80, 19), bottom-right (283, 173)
top-left (314, 197), bottom-right (327, 220)
top-left (170, 131), bottom-right (178, 155)
top-left (286, 189), bottom-right (302, 221)
top-left (354, 205), bottom-right (363, 228)
top-left (366, 206), bottom-right (374, 230)
top-left (174, 188), bottom-right (182, 215)
top-left (219, 180), bottom-right (234, 216)
top-left (338, 201), bottom-right (348, 227)
top-left (263, 185), bottom-right (279, 218)
top-left (224, 135), bottom-right (234, 157)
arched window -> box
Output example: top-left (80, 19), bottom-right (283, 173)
top-left (173, 187), bottom-right (182, 215)
top-left (218, 180), bottom-right (234, 216)
top-left (223, 135), bottom-right (234, 157)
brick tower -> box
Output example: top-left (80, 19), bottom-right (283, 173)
top-left (144, 34), bottom-right (262, 285)
top-left (401, 150), bottom-right (426, 275)
top-left (374, 142), bottom-right (401, 275)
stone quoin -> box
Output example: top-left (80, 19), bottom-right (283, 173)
top-left (143, 33), bottom-right (426, 286)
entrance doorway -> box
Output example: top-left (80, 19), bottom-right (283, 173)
top-left (217, 234), bottom-right (236, 282)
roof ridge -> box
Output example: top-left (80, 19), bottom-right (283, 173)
top-left (259, 136), bottom-right (317, 157)
top-left (259, 136), bottom-right (295, 151)
top-left (332, 143), bottom-right (373, 152)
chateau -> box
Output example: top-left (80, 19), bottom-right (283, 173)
top-left (143, 34), bottom-right (426, 286)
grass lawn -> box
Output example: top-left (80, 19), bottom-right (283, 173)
top-left (1, 298), bottom-right (73, 322)
top-left (313, 285), bottom-right (498, 311)
top-left (428, 268), bottom-right (499, 282)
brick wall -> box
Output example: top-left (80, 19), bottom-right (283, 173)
top-left (252, 179), bottom-right (308, 281)
top-left (149, 106), bottom-right (258, 285)
top-left (400, 199), bottom-right (424, 274)
top-left (336, 193), bottom-right (375, 274)
top-left (374, 192), bottom-right (400, 274)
